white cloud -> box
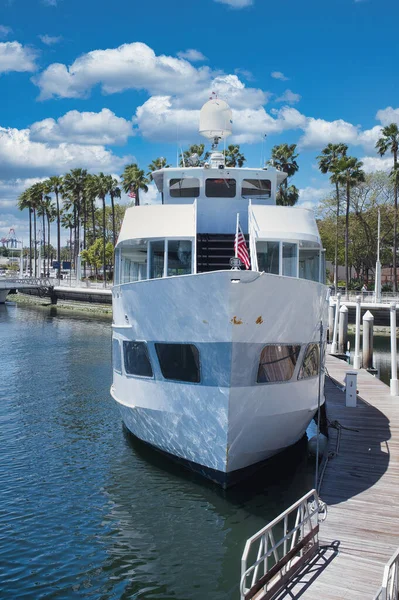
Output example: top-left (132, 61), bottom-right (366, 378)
top-left (298, 186), bottom-right (331, 209)
top-left (376, 107), bottom-right (399, 127)
top-left (214, 0), bottom-right (253, 7)
top-left (0, 125), bottom-right (132, 179)
top-left (177, 49), bottom-right (207, 62)
top-left (141, 183), bottom-right (160, 205)
top-left (134, 98), bottom-right (306, 144)
top-left (299, 117), bottom-right (360, 149)
top-left (33, 41), bottom-right (212, 100)
top-left (0, 41), bottom-right (37, 73)
top-left (39, 34), bottom-right (62, 46)
top-left (276, 89), bottom-right (301, 104)
top-left (0, 25), bottom-right (12, 38)
top-left (42, 0), bottom-right (57, 5)
top-left (271, 71), bottom-right (289, 81)
top-left (361, 156), bottom-right (392, 173)
top-left (30, 108), bottom-right (134, 146)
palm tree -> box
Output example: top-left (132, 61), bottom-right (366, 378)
top-left (148, 157), bottom-right (170, 180)
top-left (86, 173), bottom-right (110, 285)
top-left (376, 124), bottom-right (399, 291)
top-left (268, 144), bottom-right (299, 206)
top-left (63, 169), bottom-right (88, 265)
top-left (317, 143), bottom-right (348, 290)
top-left (45, 176), bottom-right (63, 278)
top-left (61, 211), bottom-right (75, 267)
top-left (333, 157), bottom-right (365, 295)
top-left (84, 174), bottom-right (98, 246)
top-left (29, 182), bottom-right (45, 277)
top-left (120, 163), bottom-right (148, 207)
top-left (17, 189), bottom-right (33, 276)
top-left (105, 176), bottom-right (121, 246)
top-left (37, 195), bottom-right (48, 277)
top-left (223, 144), bottom-right (246, 167)
top-left (42, 196), bottom-right (56, 275)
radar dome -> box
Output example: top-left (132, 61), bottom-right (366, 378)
top-left (199, 98), bottom-right (232, 141)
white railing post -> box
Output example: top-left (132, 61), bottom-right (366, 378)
top-left (390, 303), bottom-right (398, 396)
top-left (331, 293), bottom-right (341, 354)
top-left (354, 295), bottom-right (361, 370)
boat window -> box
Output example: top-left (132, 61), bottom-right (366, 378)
top-left (170, 178), bottom-right (200, 198)
top-left (205, 178), bottom-right (236, 198)
top-left (298, 343), bottom-right (320, 379)
top-left (257, 241), bottom-right (279, 275)
top-left (121, 243), bottom-right (148, 283)
top-left (283, 243), bottom-right (298, 277)
top-left (123, 341), bottom-right (153, 378)
top-left (299, 247), bottom-right (320, 282)
top-left (112, 338), bottom-right (122, 374)
top-left (168, 240), bottom-right (192, 276)
top-left (149, 240), bottom-right (165, 279)
top-left (242, 179), bottom-right (271, 199)
top-left (257, 344), bottom-right (301, 383)
top-left (155, 343), bottom-right (200, 383)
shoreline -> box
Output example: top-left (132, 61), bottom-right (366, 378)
top-left (6, 293), bottom-right (113, 318)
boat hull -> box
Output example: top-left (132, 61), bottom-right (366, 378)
top-left (111, 270), bottom-right (328, 483)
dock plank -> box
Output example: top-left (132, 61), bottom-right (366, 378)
top-left (279, 354), bottom-right (399, 599)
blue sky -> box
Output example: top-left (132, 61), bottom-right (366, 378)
top-left (1, 0), bottom-right (398, 242)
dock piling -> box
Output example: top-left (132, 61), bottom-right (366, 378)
top-left (362, 310), bottom-right (374, 370)
top-left (353, 295), bottom-right (361, 370)
top-left (338, 305), bottom-right (348, 354)
top-left (345, 371), bottom-right (357, 407)
top-left (331, 293), bottom-right (341, 355)
top-left (390, 303), bottom-right (398, 396)
top-left (328, 303), bottom-right (335, 343)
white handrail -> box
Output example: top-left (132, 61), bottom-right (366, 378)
top-left (240, 489), bottom-right (323, 600)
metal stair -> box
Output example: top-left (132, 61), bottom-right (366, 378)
top-left (196, 233), bottom-right (248, 273)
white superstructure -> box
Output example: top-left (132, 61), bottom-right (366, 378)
top-left (111, 99), bottom-right (328, 486)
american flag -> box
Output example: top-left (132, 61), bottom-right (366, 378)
top-left (235, 224), bottom-right (251, 270)
top-left (128, 189), bottom-right (136, 199)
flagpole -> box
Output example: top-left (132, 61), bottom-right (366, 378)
top-left (235, 213), bottom-right (239, 259)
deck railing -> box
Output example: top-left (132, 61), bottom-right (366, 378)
top-left (331, 292), bottom-right (399, 305)
top-left (374, 546), bottom-right (399, 600)
top-left (240, 489), bottom-right (323, 600)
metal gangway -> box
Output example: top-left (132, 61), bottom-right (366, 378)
top-left (240, 489), bottom-right (325, 600)
top-left (374, 547), bottom-right (399, 600)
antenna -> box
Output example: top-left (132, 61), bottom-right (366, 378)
top-left (260, 134), bottom-right (267, 168)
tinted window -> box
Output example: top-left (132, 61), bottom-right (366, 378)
top-left (124, 341), bottom-right (153, 377)
top-left (299, 248), bottom-right (320, 282)
top-left (257, 241), bottom-right (279, 275)
top-left (112, 338), bottom-right (122, 373)
top-left (155, 343), bottom-right (200, 383)
top-left (283, 242), bottom-right (297, 277)
top-left (168, 240), bottom-right (192, 276)
top-left (205, 178), bottom-right (236, 198)
top-left (242, 179), bottom-right (271, 199)
top-left (170, 178), bottom-right (200, 198)
top-left (298, 343), bottom-right (320, 379)
top-left (257, 344), bottom-right (301, 383)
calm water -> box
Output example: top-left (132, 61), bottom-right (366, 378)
top-left (0, 304), bottom-right (315, 600)
top-left (347, 332), bottom-right (396, 385)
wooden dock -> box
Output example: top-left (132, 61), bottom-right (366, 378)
top-left (276, 354), bottom-right (399, 599)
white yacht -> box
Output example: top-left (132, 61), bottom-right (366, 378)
top-left (111, 99), bottom-right (328, 486)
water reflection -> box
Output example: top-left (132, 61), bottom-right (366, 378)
top-left (0, 304), bottom-right (315, 600)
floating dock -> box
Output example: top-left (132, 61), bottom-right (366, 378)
top-left (280, 354), bottom-right (399, 599)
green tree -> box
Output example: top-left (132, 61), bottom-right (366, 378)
top-left (105, 175), bottom-right (121, 247)
top-left (148, 157), bottom-right (170, 180)
top-left (61, 211), bottom-right (75, 265)
top-left (85, 173), bottom-right (110, 285)
top-left (45, 176), bottom-right (63, 278)
top-left (63, 168), bottom-right (88, 265)
top-left (120, 163), bottom-right (148, 206)
top-left (81, 239), bottom-right (114, 277)
top-left (17, 189), bottom-right (33, 276)
top-left (223, 144), bottom-right (246, 167)
top-left (332, 157), bottom-right (365, 293)
top-left (317, 143), bottom-right (348, 289)
top-left (29, 182), bottom-right (46, 277)
top-left (376, 124), bottom-right (399, 291)
top-left (268, 143), bottom-right (299, 206)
